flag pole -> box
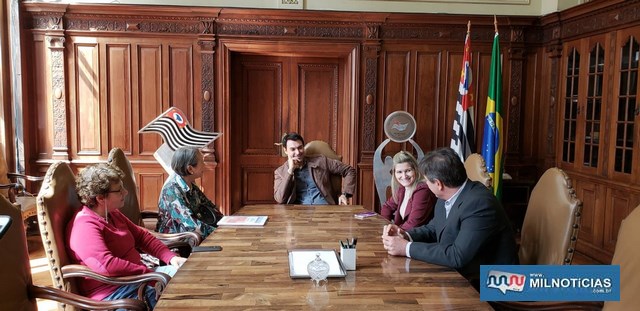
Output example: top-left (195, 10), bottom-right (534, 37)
top-left (467, 20), bottom-right (471, 34)
top-left (493, 15), bottom-right (498, 33)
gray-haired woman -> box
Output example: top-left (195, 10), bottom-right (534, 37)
top-left (156, 146), bottom-right (221, 238)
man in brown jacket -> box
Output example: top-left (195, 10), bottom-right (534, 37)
top-left (274, 133), bottom-right (356, 205)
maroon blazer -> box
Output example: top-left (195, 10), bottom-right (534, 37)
top-left (381, 182), bottom-right (436, 230)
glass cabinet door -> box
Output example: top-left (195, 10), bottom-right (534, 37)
top-left (559, 40), bottom-right (581, 168)
top-left (582, 41), bottom-right (605, 171)
top-left (610, 30), bottom-right (640, 183)
top-left (559, 36), bottom-right (608, 173)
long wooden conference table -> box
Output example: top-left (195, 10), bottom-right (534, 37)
top-left (156, 204), bottom-right (492, 310)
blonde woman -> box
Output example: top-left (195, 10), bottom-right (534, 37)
top-left (381, 151), bottom-right (436, 230)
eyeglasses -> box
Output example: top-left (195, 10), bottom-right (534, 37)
top-left (106, 187), bottom-right (125, 195)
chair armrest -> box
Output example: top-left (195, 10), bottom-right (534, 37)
top-left (152, 231), bottom-right (202, 248)
top-left (0, 182), bottom-right (22, 190)
top-left (140, 210), bottom-right (159, 219)
top-left (29, 284), bottom-right (147, 311)
top-left (7, 172), bottom-right (45, 183)
top-left (492, 301), bottom-right (604, 311)
top-left (61, 264), bottom-right (171, 287)
top-left (0, 182), bottom-right (19, 202)
top-left (6, 173), bottom-right (43, 196)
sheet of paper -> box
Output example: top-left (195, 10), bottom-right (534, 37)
top-left (288, 249), bottom-right (346, 278)
top-left (217, 215), bottom-right (268, 226)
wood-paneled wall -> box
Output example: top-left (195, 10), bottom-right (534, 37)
top-left (13, 0), bottom-right (640, 265)
top-left (18, 3), bottom-right (542, 215)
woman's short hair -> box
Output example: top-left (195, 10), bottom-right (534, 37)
top-left (172, 146), bottom-right (200, 176)
top-left (419, 147), bottom-right (467, 188)
top-left (281, 132), bottom-right (305, 147)
top-left (76, 163), bottom-right (124, 208)
top-left (390, 151), bottom-right (424, 202)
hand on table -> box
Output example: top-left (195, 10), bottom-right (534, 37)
top-left (381, 224), bottom-right (409, 256)
top-left (170, 256), bottom-right (187, 268)
top-left (338, 194), bottom-right (350, 205)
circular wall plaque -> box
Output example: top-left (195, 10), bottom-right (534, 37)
top-left (383, 111), bottom-right (417, 143)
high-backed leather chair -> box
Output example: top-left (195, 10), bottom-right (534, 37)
top-left (107, 148), bottom-right (202, 251)
top-left (494, 199), bottom-right (635, 311)
top-left (304, 140), bottom-right (343, 202)
top-left (518, 167), bottom-right (582, 265)
top-left (36, 161), bottom-right (170, 310)
top-left (493, 168), bottom-right (591, 310)
top-left (0, 194), bottom-right (146, 311)
top-left (603, 205), bottom-right (640, 311)
top-left (464, 153), bottom-right (492, 189)
top-left (0, 142), bottom-right (43, 226)
top-left (107, 147), bottom-right (159, 230)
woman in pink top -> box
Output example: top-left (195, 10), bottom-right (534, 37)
top-left (381, 151), bottom-right (436, 230)
top-left (66, 163), bottom-right (187, 309)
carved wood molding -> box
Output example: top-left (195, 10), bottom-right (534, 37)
top-left (66, 15), bottom-right (206, 34)
top-left (46, 34), bottom-right (68, 160)
top-left (199, 38), bottom-right (216, 133)
top-left (362, 44), bottom-right (380, 152)
top-left (541, 0), bottom-right (640, 42)
top-left (215, 19), bottom-right (365, 39)
top-left (560, 0), bottom-right (640, 39)
top-left (546, 57), bottom-right (559, 160)
top-left (25, 11), bottom-right (214, 35)
top-left (28, 12), bottom-right (65, 30)
top-left (381, 24), bottom-right (502, 42)
top-left (507, 41), bottom-right (525, 156)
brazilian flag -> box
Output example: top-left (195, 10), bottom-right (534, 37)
top-left (481, 31), bottom-right (503, 200)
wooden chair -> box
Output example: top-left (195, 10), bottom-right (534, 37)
top-left (36, 161), bottom-right (171, 310)
top-left (464, 153), bottom-right (492, 189)
top-left (0, 142), bottom-right (43, 226)
top-left (304, 140), bottom-right (343, 203)
top-left (0, 194), bottom-right (146, 311)
top-left (107, 148), bottom-right (201, 245)
top-left (518, 167), bottom-right (582, 265)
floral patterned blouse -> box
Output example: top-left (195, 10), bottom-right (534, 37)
top-left (156, 174), bottom-right (215, 238)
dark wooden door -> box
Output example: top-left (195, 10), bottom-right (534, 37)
top-left (230, 54), bottom-right (347, 211)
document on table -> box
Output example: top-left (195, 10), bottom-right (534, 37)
top-left (288, 249), bottom-right (346, 278)
top-left (217, 215), bottom-right (268, 226)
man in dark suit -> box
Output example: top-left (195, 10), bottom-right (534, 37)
top-left (382, 147), bottom-right (517, 286)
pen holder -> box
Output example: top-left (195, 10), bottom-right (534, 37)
top-left (340, 247), bottom-right (356, 271)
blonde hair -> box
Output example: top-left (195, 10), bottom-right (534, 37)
top-left (390, 151), bottom-right (425, 203)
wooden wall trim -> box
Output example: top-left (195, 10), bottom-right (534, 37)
top-left (361, 27), bottom-right (381, 154)
top-left (541, 0), bottom-right (640, 42)
top-left (47, 33), bottom-right (68, 160)
top-left (199, 31), bottom-right (216, 133)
